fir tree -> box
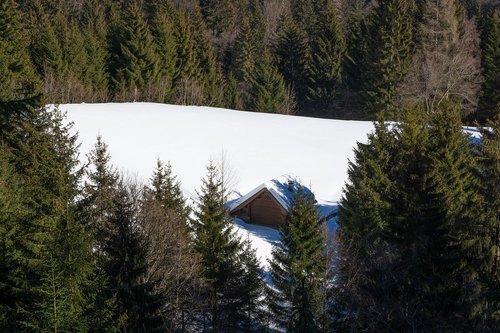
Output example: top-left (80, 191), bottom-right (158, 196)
top-left (149, 159), bottom-right (190, 220)
top-left (0, 100), bottom-right (99, 332)
top-left (102, 180), bottom-right (163, 332)
top-left (477, 8), bottom-right (499, 123)
top-left (192, 161), bottom-right (264, 331)
top-left (190, 7), bottom-right (224, 106)
top-left (110, 0), bottom-right (160, 101)
top-left (361, 0), bottom-right (415, 118)
top-left (337, 104), bottom-right (488, 331)
top-left (151, 3), bottom-right (177, 103)
top-left (249, 50), bottom-right (288, 113)
top-left (274, 14), bottom-right (310, 102)
top-left (192, 161), bottom-right (241, 330)
top-left (0, 0), bottom-right (39, 101)
top-left (477, 118), bottom-right (500, 328)
top-left (306, 2), bottom-right (346, 110)
top-left (267, 188), bottom-right (327, 332)
top-left (81, 0), bottom-right (109, 102)
top-left (230, 17), bottom-right (258, 83)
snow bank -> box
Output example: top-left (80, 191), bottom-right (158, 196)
top-left (60, 102), bottom-right (373, 202)
top-left (60, 102), bottom-right (374, 269)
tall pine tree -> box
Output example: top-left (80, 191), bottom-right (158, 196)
top-left (267, 188), bottom-right (327, 332)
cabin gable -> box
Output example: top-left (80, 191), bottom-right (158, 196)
top-left (230, 188), bottom-right (287, 228)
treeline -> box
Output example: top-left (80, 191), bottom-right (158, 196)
top-left (0, 0), bottom-right (498, 121)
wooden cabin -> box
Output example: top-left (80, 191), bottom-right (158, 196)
top-left (228, 175), bottom-right (314, 229)
top-left (230, 187), bottom-right (288, 228)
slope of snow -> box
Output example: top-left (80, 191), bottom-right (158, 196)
top-left (59, 102), bottom-right (374, 269)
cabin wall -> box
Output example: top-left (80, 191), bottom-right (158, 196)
top-left (248, 192), bottom-right (286, 228)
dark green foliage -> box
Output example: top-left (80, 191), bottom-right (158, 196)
top-left (306, 2), bottom-right (346, 109)
top-left (0, 0), bottom-right (39, 101)
top-left (249, 51), bottom-right (288, 113)
top-left (477, 118), bottom-right (500, 329)
top-left (274, 14), bottom-right (310, 102)
top-left (193, 161), bottom-right (265, 331)
top-left (81, 0), bottom-right (110, 102)
top-left (200, 0), bottom-right (236, 36)
top-left (477, 9), bottom-right (499, 122)
top-left (151, 3), bottom-right (178, 103)
top-left (0, 98), bottom-right (100, 332)
top-left (361, 0), bottom-right (415, 117)
top-left (150, 159), bottom-right (190, 220)
top-left (102, 181), bottom-right (163, 332)
top-left (267, 188), bottom-right (327, 332)
top-left (110, 0), bottom-right (160, 101)
top-left (337, 104), bottom-right (489, 331)
top-left (230, 17), bottom-right (258, 83)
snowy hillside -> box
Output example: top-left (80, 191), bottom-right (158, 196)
top-left (60, 102), bottom-right (374, 268)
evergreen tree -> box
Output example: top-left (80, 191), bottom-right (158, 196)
top-left (337, 104), bottom-right (488, 331)
top-left (80, 135), bottom-right (119, 240)
top-left (267, 188), bottom-right (327, 332)
top-left (199, 0), bottom-right (235, 36)
top-left (305, 2), bottom-right (346, 110)
top-left (477, 8), bottom-right (499, 123)
top-left (477, 118), bottom-right (500, 329)
top-left (230, 17), bottom-right (258, 83)
top-left (361, 0), bottom-right (415, 118)
top-left (193, 161), bottom-right (264, 331)
top-left (0, 0), bottom-right (39, 101)
top-left (0, 145), bottom-right (28, 331)
top-left (274, 14), bottom-right (310, 103)
top-left (102, 180), bottom-right (163, 332)
top-left (249, 50), bottom-right (288, 113)
top-left (290, 0), bottom-right (316, 36)
top-left (81, 0), bottom-right (109, 102)
top-left (149, 159), bottom-right (190, 220)
top-left (151, 2), bottom-right (178, 103)
top-left (110, 0), bottom-right (160, 101)
top-left (190, 7), bottom-right (224, 106)
top-left (0, 100), bottom-right (98, 332)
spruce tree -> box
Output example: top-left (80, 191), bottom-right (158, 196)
top-left (0, 101), bottom-right (98, 332)
top-left (477, 8), bottom-right (499, 123)
top-left (274, 14), bottom-right (310, 103)
top-left (249, 50), bottom-right (288, 113)
top-left (305, 2), bottom-right (346, 110)
top-left (0, 0), bottom-right (39, 101)
top-left (230, 17), bottom-right (258, 83)
top-left (102, 180), bottom-right (163, 332)
top-left (149, 159), bottom-right (190, 220)
top-left (267, 188), bottom-right (327, 332)
top-left (110, 0), bottom-right (159, 101)
top-left (81, 0), bottom-right (109, 102)
top-left (0, 145), bottom-right (28, 331)
top-left (193, 161), bottom-right (264, 331)
top-left (190, 7), bottom-right (224, 106)
top-left (361, 0), bottom-right (415, 118)
top-left (192, 161), bottom-right (241, 331)
top-left (477, 118), bottom-right (500, 328)
top-left (151, 3), bottom-right (178, 103)
top-left (337, 104), bottom-right (488, 331)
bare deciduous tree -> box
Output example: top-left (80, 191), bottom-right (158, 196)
top-left (140, 192), bottom-right (202, 332)
top-left (399, 0), bottom-right (482, 115)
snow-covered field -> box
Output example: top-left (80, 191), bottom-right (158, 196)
top-left (60, 102), bottom-right (374, 268)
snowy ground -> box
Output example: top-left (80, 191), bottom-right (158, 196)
top-left (59, 102), bottom-right (374, 269)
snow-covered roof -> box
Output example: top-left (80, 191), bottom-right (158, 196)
top-left (228, 174), bottom-right (314, 213)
